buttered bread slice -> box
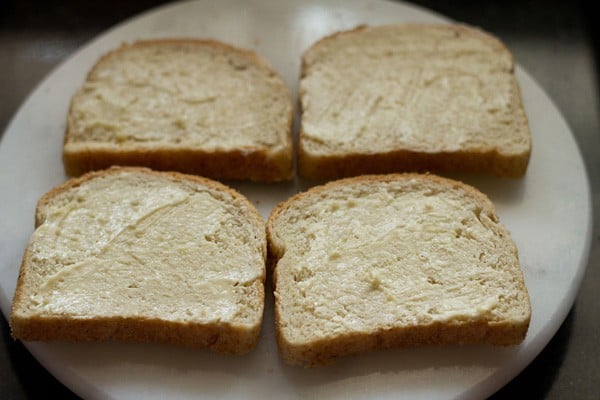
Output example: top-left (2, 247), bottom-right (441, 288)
top-left (267, 174), bottom-right (530, 366)
top-left (11, 167), bottom-right (266, 354)
top-left (299, 24), bottom-right (532, 179)
top-left (64, 39), bottom-right (293, 182)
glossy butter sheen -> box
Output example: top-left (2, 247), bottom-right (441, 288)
top-left (28, 173), bottom-right (262, 322)
top-left (300, 25), bottom-right (529, 155)
top-left (277, 187), bottom-right (510, 340)
top-left (67, 43), bottom-right (290, 151)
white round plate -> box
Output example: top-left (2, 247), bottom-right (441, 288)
top-left (0, 0), bottom-right (592, 399)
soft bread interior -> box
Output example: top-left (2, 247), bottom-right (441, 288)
top-left (67, 42), bottom-right (290, 152)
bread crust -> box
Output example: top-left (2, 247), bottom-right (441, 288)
top-left (11, 290), bottom-right (264, 354)
top-left (298, 147), bottom-right (530, 180)
top-left (64, 39), bottom-right (294, 182)
top-left (298, 24), bottom-right (531, 180)
top-left (11, 167), bottom-right (266, 354)
top-left (267, 173), bottom-right (531, 366)
top-left (63, 145), bottom-right (293, 183)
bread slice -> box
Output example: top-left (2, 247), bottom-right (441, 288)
top-left (11, 167), bottom-right (266, 354)
top-left (64, 39), bottom-right (293, 182)
top-left (267, 174), bottom-right (530, 366)
top-left (299, 24), bottom-right (531, 180)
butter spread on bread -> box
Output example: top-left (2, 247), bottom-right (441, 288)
top-left (267, 174), bottom-right (530, 366)
top-left (64, 40), bottom-right (293, 182)
top-left (299, 24), bottom-right (531, 179)
top-left (11, 167), bottom-right (266, 353)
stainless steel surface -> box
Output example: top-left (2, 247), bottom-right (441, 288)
top-left (1, 1), bottom-right (598, 398)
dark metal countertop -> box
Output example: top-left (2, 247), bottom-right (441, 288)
top-left (1, 1), bottom-right (598, 398)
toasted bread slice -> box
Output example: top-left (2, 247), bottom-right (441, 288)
top-left (299, 24), bottom-right (531, 179)
top-left (64, 39), bottom-right (293, 182)
top-left (11, 167), bottom-right (266, 354)
top-left (267, 174), bottom-right (530, 366)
